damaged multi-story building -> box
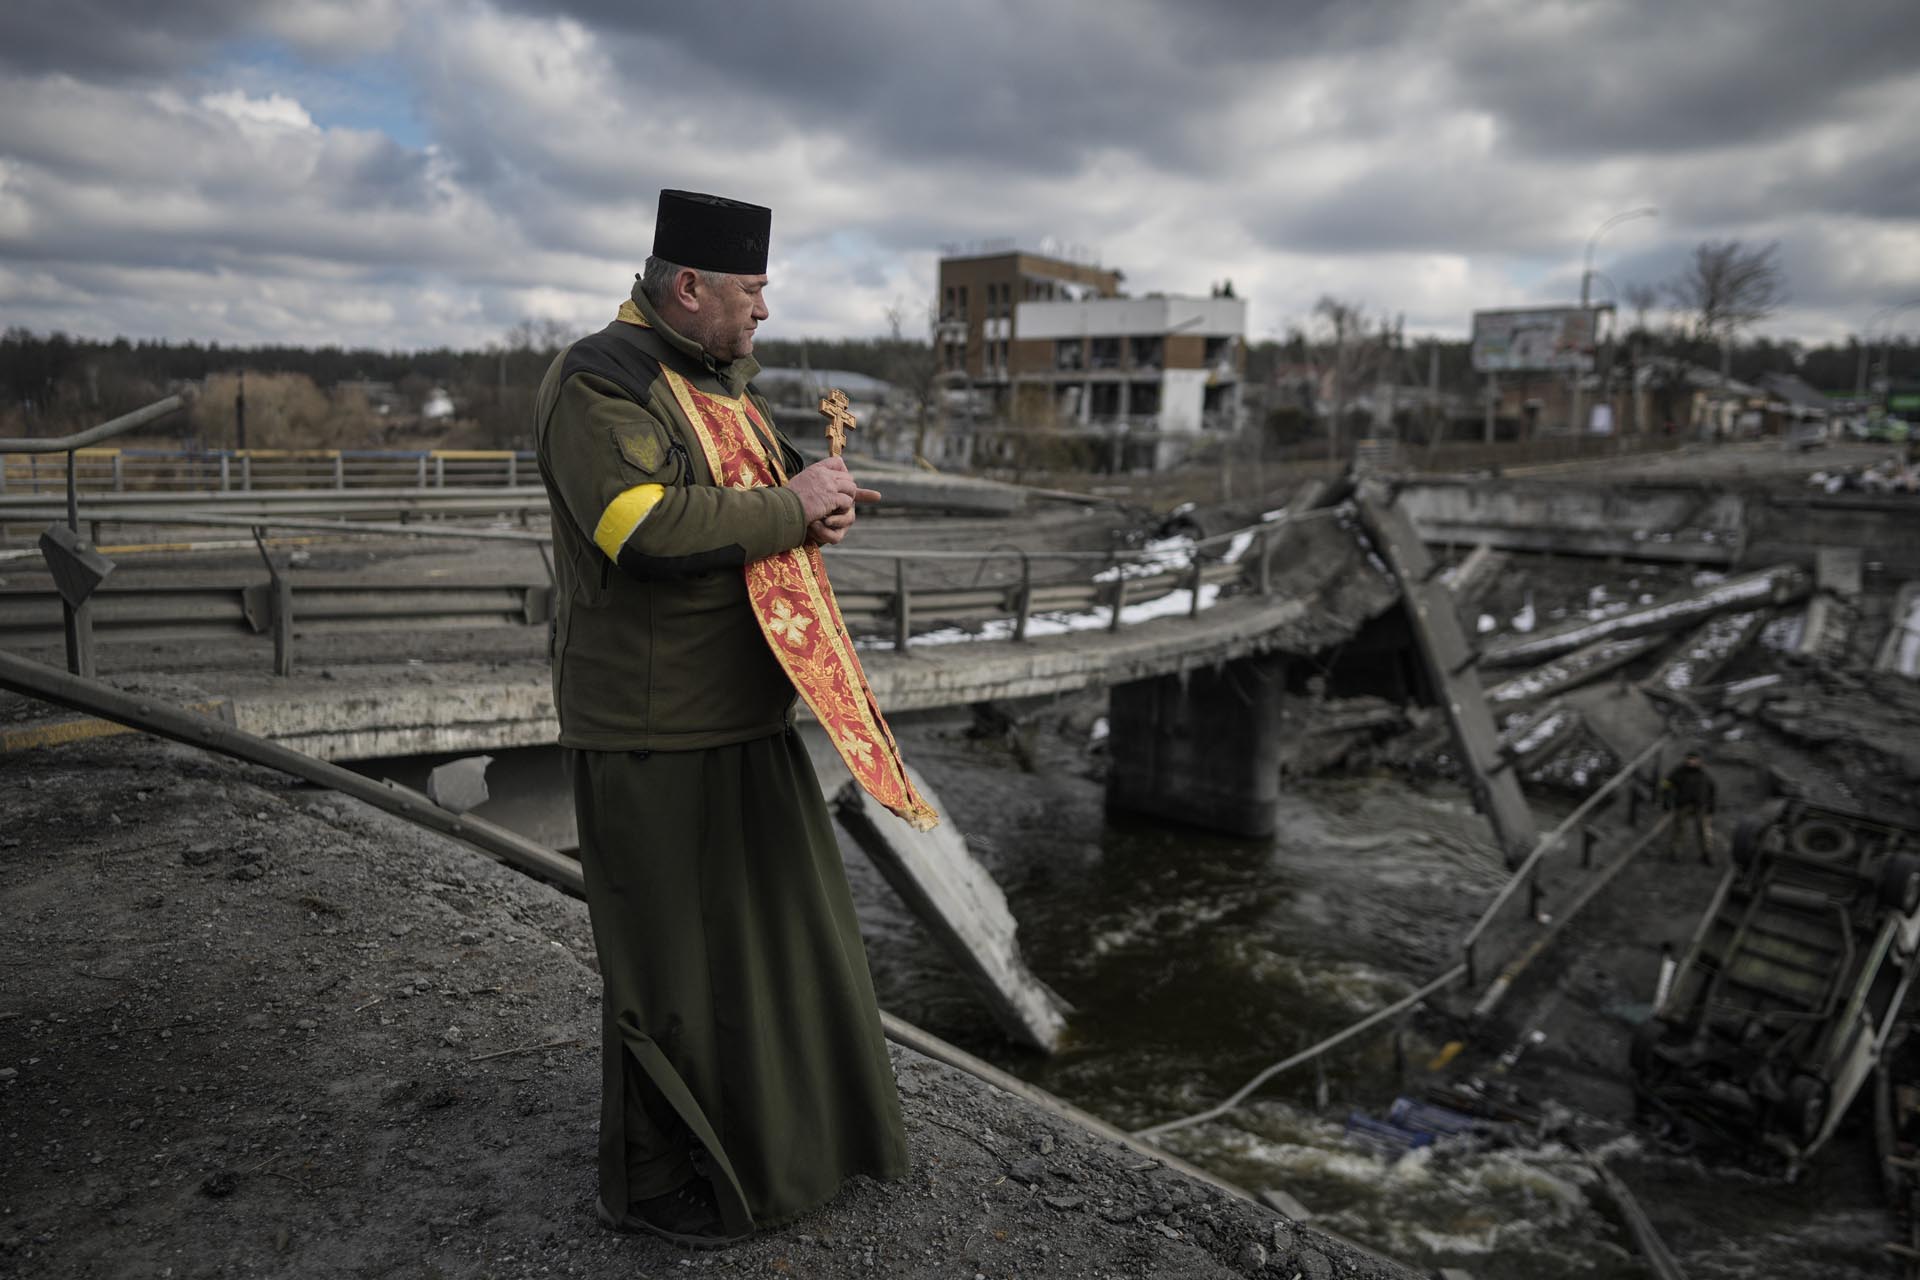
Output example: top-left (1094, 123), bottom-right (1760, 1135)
top-left (936, 245), bottom-right (1246, 470)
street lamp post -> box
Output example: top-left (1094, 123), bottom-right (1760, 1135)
top-left (1573, 207), bottom-right (1657, 434)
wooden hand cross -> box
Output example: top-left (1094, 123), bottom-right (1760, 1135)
top-left (818, 388), bottom-right (855, 458)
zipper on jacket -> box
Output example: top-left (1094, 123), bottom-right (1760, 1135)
top-left (667, 439), bottom-right (694, 485)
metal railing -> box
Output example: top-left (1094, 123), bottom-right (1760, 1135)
top-left (827, 513), bottom-right (1312, 648)
top-left (1, 393), bottom-right (1345, 677)
top-left (1, 393), bottom-right (196, 676)
top-left (1457, 736), bottom-right (1668, 986)
top-left (2, 504), bottom-right (1326, 673)
top-left (0, 446), bottom-right (534, 496)
top-left (0, 580), bottom-right (554, 638)
top-left (0, 487), bottom-right (554, 540)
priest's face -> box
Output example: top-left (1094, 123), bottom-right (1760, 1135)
top-left (698, 272), bottom-right (769, 362)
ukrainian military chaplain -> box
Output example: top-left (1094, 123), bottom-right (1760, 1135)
top-left (534, 189), bottom-right (934, 1247)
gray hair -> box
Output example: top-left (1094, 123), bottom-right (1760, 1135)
top-left (639, 255), bottom-right (726, 306)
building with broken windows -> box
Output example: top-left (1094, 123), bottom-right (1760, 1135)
top-left (936, 247), bottom-right (1246, 471)
top-left (936, 246), bottom-right (1123, 414)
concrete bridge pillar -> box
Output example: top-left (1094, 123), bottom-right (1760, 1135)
top-left (1105, 653), bottom-right (1288, 838)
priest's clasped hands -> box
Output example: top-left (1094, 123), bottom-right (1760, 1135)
top-left (790, 456), bottom-right (881, 546)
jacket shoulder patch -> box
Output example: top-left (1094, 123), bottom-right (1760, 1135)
top-left (615, 427), bottom-right (666, 474)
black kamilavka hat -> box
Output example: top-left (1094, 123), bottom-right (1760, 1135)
top-left (653, 189), bottom-right (771, 275)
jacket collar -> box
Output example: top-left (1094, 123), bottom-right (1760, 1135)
top-left (627, 277), bottom-right (760, 396)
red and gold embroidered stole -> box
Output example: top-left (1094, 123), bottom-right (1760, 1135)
top-left (658, 365), bottom-right (938, 831)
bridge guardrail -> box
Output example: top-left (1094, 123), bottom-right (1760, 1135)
top-left (0, 550), bottom-right (1260, 662)
top-left (0, 447), bottom-right (535, 496)
top-left (0, 581), bottom-right (556, 646)
top-left (3, 393), bottom-right (197, 678)
top-left (1, 491), bottom-right (1332, 673)
top-left (0, 488), bottom-right (554, 545)
top-left (3, 393), bottom-right (1333, 676)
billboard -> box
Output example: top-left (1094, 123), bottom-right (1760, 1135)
top-left (1471, 307), bottom-right (1599, 373)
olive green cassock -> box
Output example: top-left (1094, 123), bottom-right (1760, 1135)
top-left (534, 282), bottom-right (908, 1235)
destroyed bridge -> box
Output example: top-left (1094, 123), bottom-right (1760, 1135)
top-left (4, 405), bottom-right (1915, 1058)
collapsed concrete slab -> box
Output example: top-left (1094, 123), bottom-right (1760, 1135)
top-left (1482, 564), bottom-right (1809, 668)
top-left (1396, 478), bottom-right (1745, 564)
top-left (1644, 609), bottom-right (1767, 696)
top-left (831, 762), bottom-right (1070, 1054)
top-left (1876, 582), bottom-right (1920, 679)
top-left (1443, 542), bottom-right (1505, 601)
top-left (1357, 483), bottom-right (1540, 864)
top-left (1497, 702), bottom-right (1584, 771)
top-left (1483, 635), bottom-right (1665, 710)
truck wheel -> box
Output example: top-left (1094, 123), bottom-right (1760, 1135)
top-left (1784, 1075), bottom-right (1827, 1147)
top-left (1789, 817), bottom-right (1856, 861)
top-left (1878, 854), bottom-right (1920, 913)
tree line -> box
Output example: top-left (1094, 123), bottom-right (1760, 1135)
top-left (0, 322), bottom-right (929, 449)
top-left (4, 235), bottom-right (1912, 454)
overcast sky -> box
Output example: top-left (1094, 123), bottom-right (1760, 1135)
top-left (2, 0), bottom-right (1916, 352)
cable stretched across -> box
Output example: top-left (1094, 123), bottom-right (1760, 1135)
top-left (1134, 738), bottom-right (1671, 1142)
top-left (1132, 962), bottom-right (1469, 1141)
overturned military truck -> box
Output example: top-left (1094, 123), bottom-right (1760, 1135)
top-left (1633, 798), bottom-right (1920, 1171)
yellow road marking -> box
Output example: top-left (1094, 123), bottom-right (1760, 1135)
top-left (94, 535), bottom-right (328, 556)
top-left (0, 701), bottom-right (231, 753)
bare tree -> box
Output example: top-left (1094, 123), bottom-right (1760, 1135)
top-left (504, 318), bottom-right (576, 355)
top-left (1622, 281), bottom-right (1661, 335)
top-left (1666, 240), bottom-right (1786, 378)
top-left (1310, 295), bottom-right (1384, 465)
top-left (881, 302), bottom-right (942, 464)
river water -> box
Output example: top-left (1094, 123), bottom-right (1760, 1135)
top-left (862, 708), bottom-right (1894, 1279)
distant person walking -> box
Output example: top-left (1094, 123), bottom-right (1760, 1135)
top-left (1661, 751), bottom-right (1718, 865)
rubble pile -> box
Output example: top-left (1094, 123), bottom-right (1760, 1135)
top-left (1269, 537), bottom-right (1918, 821)
top-left (1808, 455), bottom-right (1920, 495)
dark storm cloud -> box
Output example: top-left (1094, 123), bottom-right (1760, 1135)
top-left (1262, 160), bottom-right (1572, 257)
top-left (489, 0), bottom-right (1410, 177)
top-left (314, 135), bottom-right (438, 211)
top-left (3, 206), bottom-right (472, 278)
top-left (1, 0), bottom-right (1914, 345)
top-left (1690, 128), bottom-right (1920, 228)
top-left (1445, 0), bottom-right (1920, 157)
top-left (0, 0), bottom-right (258, 77)
top-left (1553, 110), bottom-right (1920, 240)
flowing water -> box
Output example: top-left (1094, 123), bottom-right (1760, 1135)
top-left (361, 709), bottom-right (1895, 1275)
top-left (857, 710), bottom-right (1894, 1279)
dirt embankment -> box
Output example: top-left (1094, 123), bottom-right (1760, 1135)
top-left (1, 735), bottom-right (1413, 1280)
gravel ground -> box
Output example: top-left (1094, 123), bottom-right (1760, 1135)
top-left (1, 734), bottom-right (1416, 1280)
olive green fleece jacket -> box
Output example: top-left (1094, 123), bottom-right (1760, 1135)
top-left (534, 282), bottom-right (809, 749)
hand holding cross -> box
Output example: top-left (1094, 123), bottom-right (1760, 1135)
top-left (794, 388), bottom-right (880, 545)
top-left (818, 388), bottom-right (855, 458)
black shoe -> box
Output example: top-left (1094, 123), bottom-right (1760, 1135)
top-left (598, 1179), bottom-right (746, 1250)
